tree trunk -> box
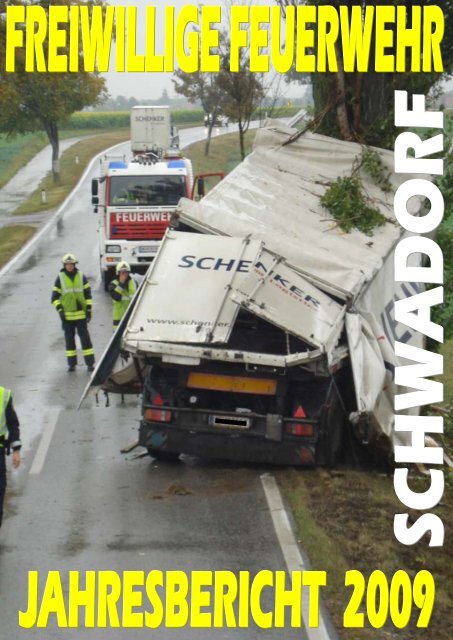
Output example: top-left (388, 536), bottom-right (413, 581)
top-left (45, 121), bottom-right (60, 184)
top-left (204, 121), bottom-right (215, 156)
top-left (238, 120), bottom-right (246, 161)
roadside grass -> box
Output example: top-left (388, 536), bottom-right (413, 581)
top-left (278, 466), bottom-right (452, 640)
top-left (0, 225), bottom-right (36, 268)
top-left (13, 129), bottom-right (129, 215)
top-left (0, 132), bottom-right (47, 189)
top-left (185, 129), bottom-right (256, 193)
top-left (440, 339), bottom-right (453, 451)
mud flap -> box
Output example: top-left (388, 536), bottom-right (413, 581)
top-left (265, 414), bottom-right (283, 441)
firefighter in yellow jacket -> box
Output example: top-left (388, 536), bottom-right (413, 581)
top-left (51, 253), bottom-right (95, 372)
top-left (108, 261), bottom-right (137, 329)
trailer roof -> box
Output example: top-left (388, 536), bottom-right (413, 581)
top-left (177, 123), bottom-right (423, 301)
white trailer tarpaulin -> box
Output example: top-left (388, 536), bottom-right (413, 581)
top-left (177, 124), bottom-right (424, 302)
top-left (122, 230), bottom-right (344, 351)
top-left (231, 246), bottom-right (344, 352)
top-left (123, 231), bottom-right (262, 344)
top-left (174, 125), bottom-right (428, 448)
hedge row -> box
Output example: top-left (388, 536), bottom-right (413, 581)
top-left (62, 105), bottom-right (302, 130)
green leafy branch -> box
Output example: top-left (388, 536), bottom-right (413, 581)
top-left (320, 148), bottom-right (391, 235)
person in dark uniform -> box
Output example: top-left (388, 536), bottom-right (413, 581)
top-left (51, 253), bottom-right (95, 372)
top-left (0, 386), bottom-right (21, 528)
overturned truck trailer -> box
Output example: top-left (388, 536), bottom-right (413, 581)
top-left (89, 123), bottom-right (425, 465)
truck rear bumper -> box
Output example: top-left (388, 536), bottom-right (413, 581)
top-left (139, 421), bottom-right (316, 466)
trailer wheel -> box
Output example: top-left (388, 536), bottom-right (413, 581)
top-left (147, 447), bottom-right (181, 463)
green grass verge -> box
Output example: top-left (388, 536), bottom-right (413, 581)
top-left (184, 129), bottom-right (256, 193)
top-left (13, 129), bottom-right (129, 215)
top-left (0, 132), bottom-right (48, 190)
top-left (0, 225), bottom-right (36, 268)
top-left (278, 465), bottom-right (452, 640)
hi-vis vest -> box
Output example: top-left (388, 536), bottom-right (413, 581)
top-left (59, 271), bottom-right (88, 321)
top-left (0, 386), bottom-right (11, 440)
top-left (111, 278), bottom-right (137, 323)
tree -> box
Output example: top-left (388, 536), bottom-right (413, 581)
top-left (217, 58), bottom-right (265, 160)
top-left (0, 0), bottom-right (107, 183)
top-left (277, 0), bottom-right (453, 148)
top-left (173, 66), bottom-right (227, 155)
top-left (156, 88), bottom-right (170, 105)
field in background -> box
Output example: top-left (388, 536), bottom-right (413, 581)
top-left (64, 105), bottom-right (301, 131)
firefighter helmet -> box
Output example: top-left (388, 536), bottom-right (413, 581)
top-left (62, 253), bottom-right (78, 264)
top-left (116, 261), bottom-right (131, 274)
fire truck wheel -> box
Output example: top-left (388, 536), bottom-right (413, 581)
top-left (147, 447), bottom-right (181, 463)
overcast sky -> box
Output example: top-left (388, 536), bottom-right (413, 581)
top-left (102, 0), bottom-right (302, 100)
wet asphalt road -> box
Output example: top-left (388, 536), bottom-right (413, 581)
top-left (0, 123), bottom-right (308, 640)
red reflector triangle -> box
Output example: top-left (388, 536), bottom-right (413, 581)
top-left (294, 405), bottom-right (306, 418)
top-left (154, 393), bottom-right (163, 406)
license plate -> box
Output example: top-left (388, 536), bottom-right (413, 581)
top-left (208, 414), bottom-right (251, 430)
top-left (138, 246), bottom-right (157, 253)
top-left (187, 372), bottom-right (277, 395)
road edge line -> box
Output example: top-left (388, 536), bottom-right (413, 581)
top-left (260, 473), bottom-right (336, 640)
top-left (29, 410), bottom-right (60, 475)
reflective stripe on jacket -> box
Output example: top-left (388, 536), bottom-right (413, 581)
top-left (0, 386), bottom-right (12, 439)
top-left (57, 271), bottom-right (89, 321)
top-left (111, 278), bottom-right (137, 323)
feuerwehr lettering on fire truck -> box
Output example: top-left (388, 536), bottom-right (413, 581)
top-left (113, 211), bottom-right (173, 223)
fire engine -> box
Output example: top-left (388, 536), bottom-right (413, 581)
top-left (91, 152), bottom-right (193, 289)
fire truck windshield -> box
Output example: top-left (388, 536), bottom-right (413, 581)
top-left (109, 175), bottom-right (186, 206)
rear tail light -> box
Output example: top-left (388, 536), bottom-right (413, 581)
top-left (285, 423), bottom-right (314, 437)
top-left (285, 404), bottom-right (313, 436)
top-left (143, 393), bottom-right (172, 423)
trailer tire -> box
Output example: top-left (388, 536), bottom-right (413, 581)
top-left (147, 447), bottom-right (181, 463)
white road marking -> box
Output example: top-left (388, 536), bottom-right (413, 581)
top-left (260, 473), bottom-right (336, 640)
top-left (29, 410), bottom-right (60, 475)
